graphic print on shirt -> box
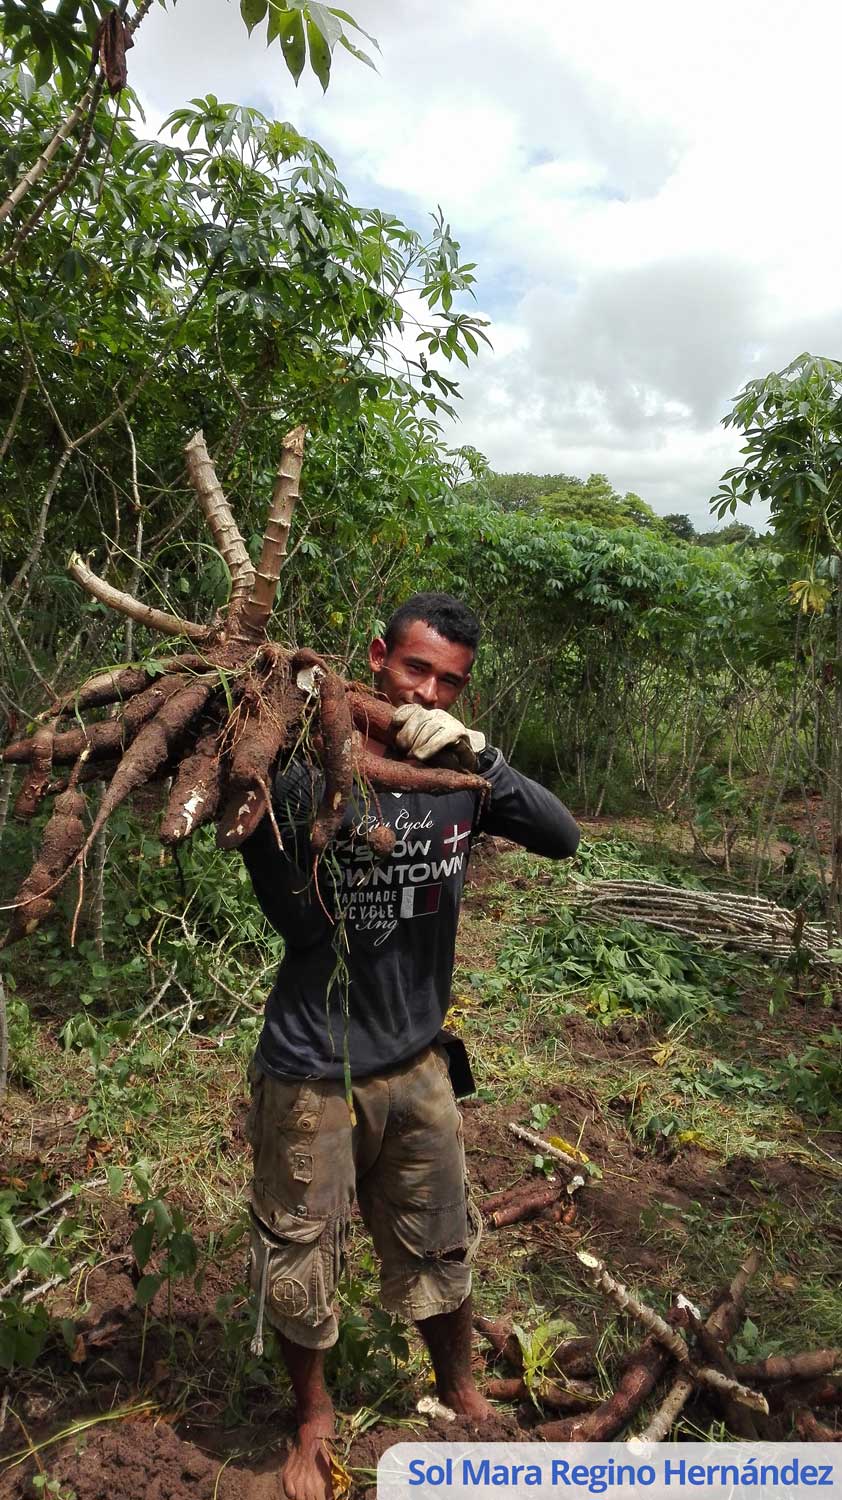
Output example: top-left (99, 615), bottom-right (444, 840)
top-left (337, 808), bottom-right (471, 945)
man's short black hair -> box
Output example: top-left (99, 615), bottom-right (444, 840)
top-left (384, 592), bottom-right (481, 655)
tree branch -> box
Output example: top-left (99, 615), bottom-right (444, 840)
top-left (0, 90), bottom-right (93, 229)
top-left (0, 77), bottom-right (106, 270)
top-left (0, 351), bottom-right (33, 462)
top-left (0, 0), bottom-right (153, 231)
top-left (0, 449), bottom-right (72, 610)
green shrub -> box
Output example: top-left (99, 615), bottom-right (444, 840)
top-left (498, 909), bottom-right (738, 1025)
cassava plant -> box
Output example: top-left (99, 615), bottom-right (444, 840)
top-left (1, 426), bottom-right (488, 949)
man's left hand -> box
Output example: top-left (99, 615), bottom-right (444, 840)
top-left (392, 705), bottom-right (486, 768)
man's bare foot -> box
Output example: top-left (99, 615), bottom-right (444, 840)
top-left (282, 1405), bottom-right (335, 1500)
top-left (439, 1382), bottom-right (494, 1423)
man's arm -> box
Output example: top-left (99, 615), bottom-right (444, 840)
top-left (239, 758), bottom-right (329, 942)
top-left (475, 748), bottom-right (580, 858)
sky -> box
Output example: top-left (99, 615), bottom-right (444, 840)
top-left (130, 0), bottom-right (842, 528)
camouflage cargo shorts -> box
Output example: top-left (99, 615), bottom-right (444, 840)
top-left (245, 1044), bottom-right (482, 1349)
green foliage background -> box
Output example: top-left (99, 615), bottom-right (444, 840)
top-left (2, 5), bottom-right (841, 978)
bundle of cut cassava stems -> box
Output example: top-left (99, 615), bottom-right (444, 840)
top-left (1, 426), bottom-right (489, 947)
top-left (571, 880), bottom-right (836, 970)
top-left (475, 1247), bottom-right (841, 1441)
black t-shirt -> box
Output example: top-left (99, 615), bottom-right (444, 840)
top-left (241, 748), bottom-right (580, 1080)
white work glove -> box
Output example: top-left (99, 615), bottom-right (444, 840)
top-left (392, 704), bottom-right (486, 766)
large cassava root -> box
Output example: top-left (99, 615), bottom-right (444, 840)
top-left (2, 424), bottom-right (490, 945)
top-left (216, 653), bottom-right (305, 851)
top-left (5, 783), bottom-right (87, 942)
top-left (159, 731), bottom-right (222, 845)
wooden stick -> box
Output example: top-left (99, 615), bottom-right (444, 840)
top-left (68, 553), bottom-right (211, 643)
top-left (635, 1249), bottom-right (762, 1442)
top-left (184, 430), bottom-right (254, 616)
top-left (508, 1122), bottom-right (586, 1179)
top-left (232, 424), bottom-right (305, 644)
top-left (578, 1251), bottom-right (768, 1414)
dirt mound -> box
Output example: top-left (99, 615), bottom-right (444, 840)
top-left (0, 1419), bottom-right (261, 1500)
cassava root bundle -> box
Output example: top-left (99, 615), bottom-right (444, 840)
top-left (2, 426), bottom-right (488, 946)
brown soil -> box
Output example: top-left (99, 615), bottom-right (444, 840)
top-left (462, 1088), bottom-right (840, 1280)
top-left (0, 1419), bottom-right (261, 1500)
top-left (4, 840), bottom-right (840, 1496)
top-left (3, 1098), bottom-right (838, 1500)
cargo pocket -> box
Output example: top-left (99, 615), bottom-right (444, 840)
top-left (248, 1206), bottom-right (332, 1350)
top-left (389, 1197), bottom-right (471, 1261)
top-left (247, 1074), bottom-right (320, 1186)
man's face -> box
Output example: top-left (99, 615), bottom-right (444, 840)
top-left (369, 619), bottom-right (474, 711)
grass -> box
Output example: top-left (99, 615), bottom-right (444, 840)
top-left (1, 824), bottom-right (841, 1485)
top-left (453, 838), bottom-right (842, 1402)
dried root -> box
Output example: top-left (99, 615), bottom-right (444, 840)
top-left (474, 1315), bottom-right (524, 1370)
top-left (485, 1375), bottom-right (596, 1413)
top-left (795, 1409), bottom-right (842, 1442)
top-left (735, 1350), bottom-right (841, 1383)
top-left (365, 822), bottom-right (396, 858)
top-left (538, 1338), bottom-right (670, 1442)
top-left (47, 758), bottom-right (120, 796)
top-left (216, 662), bottom-right (304, 851)
top-left (311, 672), bottom-right (355, 855)
top-left (359, 747), bottom-right (488, 797)
top-left (488, 1182), bottom-right (562, 1227)
top-left (47, 655), bottom-right (210, 719)
top-left (81, 675), bottom-right (217, 856)
top-left (3, 675), bottom-right (186, 765)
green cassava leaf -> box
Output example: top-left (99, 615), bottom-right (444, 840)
top-left (306, 16), bottom-right (332, 90)
top-left (240, 0), bottom-right (268, 34)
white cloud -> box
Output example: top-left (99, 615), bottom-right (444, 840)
top-left (130, 0), bottom-right (842, 526)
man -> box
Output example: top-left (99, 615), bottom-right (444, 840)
top-left (241, 592), bottom-right (580, 1500)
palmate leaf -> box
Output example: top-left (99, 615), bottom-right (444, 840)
top-left (329, 4), bottom-right (381, 50)
top-left (338, 31), bottom-right (377, 71)
top-left (307, 1), bottom-right (343, 48)
top-left (263, 0), bottom-right (377, 81)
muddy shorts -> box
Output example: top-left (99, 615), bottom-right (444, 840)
top-left (245, 1045), bottom-right (482, 1349)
